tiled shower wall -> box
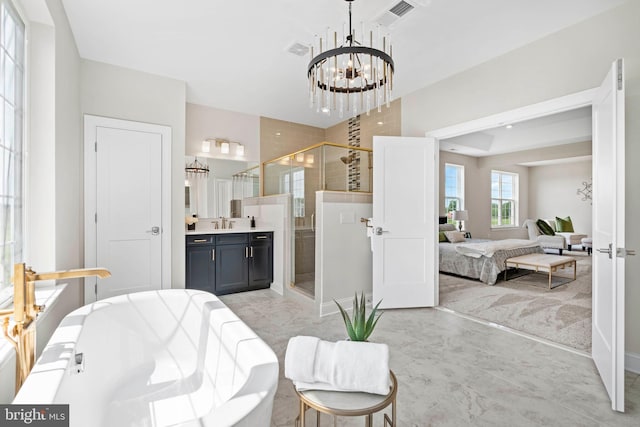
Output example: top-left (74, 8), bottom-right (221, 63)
top-left (260, 98), bottom-right (401, 163)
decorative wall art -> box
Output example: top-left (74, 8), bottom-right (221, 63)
top-left (576, 179), bottom-right (592, 203)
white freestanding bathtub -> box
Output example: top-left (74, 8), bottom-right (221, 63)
top-left (13, 290), bottom-right (279, 427)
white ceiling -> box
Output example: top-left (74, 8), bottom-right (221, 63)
top-left (60, 0), bottom-right (625, 129)
top-left (441, 106), bottom-right (593, 157)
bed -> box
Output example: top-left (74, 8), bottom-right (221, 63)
top-left (439, 238), bottom-right (544, 285)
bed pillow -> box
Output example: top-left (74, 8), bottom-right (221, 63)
top-left (555, 216), bottom-right (574, 232)
top-left (439, 223), bottom-right (456, 232)
top-left (444, 231), bottom-right (466, 243)
top-left (438, 231), bottom-right (447, 242)
top-left (536, 219), bottom-right (555, 236)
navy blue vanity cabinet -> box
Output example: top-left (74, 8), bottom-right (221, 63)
top-left (214, 233), bottom-right (250, 295)
top-left (185, 235), bottom-right (215, 293)
top-left (186, 232), bottom-right (273, 296)
top-left (249, 232), bottom-right (274, 288)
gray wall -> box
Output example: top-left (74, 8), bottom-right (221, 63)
top-left (81, 59), bottom-right (187, 288)
top-left (405, 1), bottom-right (640, 355)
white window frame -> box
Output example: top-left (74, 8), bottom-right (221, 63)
top-left (0, 0), bottom-right (25, 303)
top-left (282, 167), bottom-right (305, 218)
top-left (444, 163), bottom-right (464, 223)
top-left (491, 170), bottom-right (518, 228)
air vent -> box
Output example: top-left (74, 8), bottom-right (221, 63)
top-left (287, 42), bottom-right (309, 57)
top-left (375, 0), bottom-right (417, 28)
top-left (389, 1), bottom-right (414, 17)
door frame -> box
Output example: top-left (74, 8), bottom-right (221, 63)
top-left (83, 115), bottom-right (172, 303)
top-left (424, 88), bottom-right (597, 306)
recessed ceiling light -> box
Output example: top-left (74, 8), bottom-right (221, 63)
top-left (276, 132), bottom-right (281, 136)
top-left (377, 121), bottom-right (384, 125)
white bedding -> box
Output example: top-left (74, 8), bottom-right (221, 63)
top-left (455, 239), bottom-right (541, 258)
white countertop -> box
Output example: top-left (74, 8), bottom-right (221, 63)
top-left (185, 227), bottom-right (274, 235)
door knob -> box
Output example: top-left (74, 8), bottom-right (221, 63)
top-left (597, 243), bottom-right (613, 259)
top-left (146, 226), bottom-right (160, 236)
top-left (374, 227), bottom-right (388, 236)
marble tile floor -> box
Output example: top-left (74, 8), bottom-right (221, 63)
top-left (220, 289), bottom-right (640, 426)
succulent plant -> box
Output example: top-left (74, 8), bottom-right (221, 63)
top-left (334, 292), bottom-right (382, 342)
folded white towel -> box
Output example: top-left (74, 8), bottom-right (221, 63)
top-left (285, 336), bottom-right (391, 395)
top-left (284, 336), bottom-right (319, 384)
top-left (331, 340), bottom-right (390, 395)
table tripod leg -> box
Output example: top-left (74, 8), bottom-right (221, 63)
top-left (365, 413), bottom-right (373, 427)
top-left (299, 400), bottom-right (305, 426)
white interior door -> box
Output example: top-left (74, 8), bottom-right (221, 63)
top-left (592, 58), bottom-right (628, 412)
top-left (372, 136), bottom-right (438, 309)
top-left (84, 116), bottom-right (171, 302)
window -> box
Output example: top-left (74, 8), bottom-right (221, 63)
top-left (444, 163), bottom-right (464, 223)
top-left (491, 171), bottom-right (518, 227)
top-left (0, 1), bottom-right (25, 294)
top-left (282, 168), bottom-right (305, 218)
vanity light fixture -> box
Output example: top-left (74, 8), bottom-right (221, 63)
top-left (220, 141), bottom-right (230, 154)
top-left (201, 139), bottom-right (211, 153)
top-left (236, 144), bottom-right (245, 156)
top-left (308, 0), bottom-right (395, 118)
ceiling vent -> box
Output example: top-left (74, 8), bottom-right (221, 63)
top-left (287, 42), bottom-right (309, 57)
top-left (376, 1), bottom-right (416, 28)
top-left (389, 1), bottom-right (414, 17)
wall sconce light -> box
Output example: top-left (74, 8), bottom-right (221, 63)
top-left (206, 138), bottom-right (245, 156)
top-left (306, 154), bottom-right (314, 164)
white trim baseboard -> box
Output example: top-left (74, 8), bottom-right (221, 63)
top-left (626, 352), bottom-right (640, 374)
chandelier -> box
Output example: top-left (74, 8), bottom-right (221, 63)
top-left (185, 157), bottom-right (209, 178)
top-left (308, 0), bottom-right (394, 118)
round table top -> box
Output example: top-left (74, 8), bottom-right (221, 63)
top-left (294, 371), bottom-right (397, 417)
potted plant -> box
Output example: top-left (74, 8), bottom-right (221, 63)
top-left (334, 292), bottom-right (382, 341)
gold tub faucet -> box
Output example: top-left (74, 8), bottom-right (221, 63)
top-left (1, 263), bottom-right (111, 393)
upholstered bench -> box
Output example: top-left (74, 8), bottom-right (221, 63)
top-left (582, 237), bottom-right (593, 255)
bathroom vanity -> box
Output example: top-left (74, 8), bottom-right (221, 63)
top-left (186, 230), bottom-right (273, 295)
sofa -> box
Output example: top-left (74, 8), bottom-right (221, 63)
top-left (523, 219), bottom-right (567, 255)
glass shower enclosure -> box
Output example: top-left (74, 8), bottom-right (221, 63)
top-left (262, 142), bottom-right (373, 298)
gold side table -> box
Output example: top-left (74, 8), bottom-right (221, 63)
top-left (294, 371), bottom-right (397, 427)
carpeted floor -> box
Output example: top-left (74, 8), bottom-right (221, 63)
top-left (439, 250), bottom-right (592, 352)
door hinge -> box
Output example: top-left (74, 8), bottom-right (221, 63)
top-left (617, 58), bottom-right (623, 91)
top-left (617, 247), bottom-right (636, 258)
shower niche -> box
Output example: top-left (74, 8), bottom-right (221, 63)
top-left (263, 142), bottom-right (372, 298)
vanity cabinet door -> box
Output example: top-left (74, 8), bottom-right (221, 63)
top-left (249, 233), bottom-right (273, 288)
top-left (185, 244), bottom-right (215, 293)
top-left (214, 243), bottom-right (249, 295)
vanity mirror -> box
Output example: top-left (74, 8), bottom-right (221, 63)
top-left (184, 156), bottom-right (258, 218)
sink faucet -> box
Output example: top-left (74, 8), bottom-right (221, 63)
top-left (220, 217), bottom-right (227, 229)
top-left (0, 263), bottom-right (111, 393)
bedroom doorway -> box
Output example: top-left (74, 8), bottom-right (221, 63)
top-left (435, 104), bottom-right (594, 353)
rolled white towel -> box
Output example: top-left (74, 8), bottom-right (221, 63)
top-left (284, 336), bottom-right (320, 384)
top-left (332, 340), bottom-right (390, 395)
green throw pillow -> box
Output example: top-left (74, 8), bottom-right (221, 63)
top-left (439, 231), bottom-right (447, 242)
top-left (555, 216), bottom-right (574, 232)
top-left (536, 219), bottom-right (555, 236)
